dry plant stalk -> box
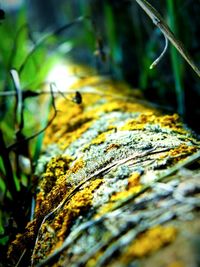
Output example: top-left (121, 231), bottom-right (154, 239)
top-left (135, 0), bottom-right (200, 77)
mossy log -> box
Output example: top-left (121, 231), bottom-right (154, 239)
top-left (8, 70), bottom-right (200, 267)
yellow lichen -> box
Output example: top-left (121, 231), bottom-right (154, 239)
top-left (46, 179), bottom-right (102, 253)
top-left (120, 112), bottom-right (156, 131)
top-left (120, 113), bottom-right (187, 134)
top-left (91, 131), bottom-right (110, 145)
top-left (35, 157), bottom-right (86, 226)
top-left (95, 202), bottom-right (114, 218)
top-left (154, 114), bottom-right (186, 134)
top-left (112, 171), bottom-right (142, 201)
top-left (83, 129), bottom-right (117, 152)
top-left (167, 261), bottom-right (185, 267)
top-left (105, 143), bottom-right (120, 152)
top-left (96, 100), bottom-right (153, 115)
top-left (7, 219), bottom-right (38, 263)
top-left (60, 121), bottom-right (92, 150)
top-left (39, 155), bottom-right (73, 195)
top-left (85, 252), bottom-right (103, 267)
top-left (69, 158), bottom-right (85, 174)
top-left (128, 172), bottom-right (141, 187)
top-left (97, 172), bottom-right (142, 217)
top-left (70, 76), bottom-right (132, 96)
top-left (169, 144), bottom-right (197, 158)
top-left (123, 225), bottom-right (177, 261)
top-left (43, 80), bottom-right (154, 150)
top-left (90, 133), bottom-right (106, 146)
top-left (111, 185), bottom-right (142, 202)
top-left (43, 100), bottom-right (84, 146)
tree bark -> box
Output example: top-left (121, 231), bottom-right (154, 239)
top-left (8, 71), bottom-right (200, 267)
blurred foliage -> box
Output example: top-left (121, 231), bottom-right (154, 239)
top-left (47, 0), bottom-right (199, 128)
top-left (0, 7), bottom-right (60, 254)
top-left (0, 0), bottom-right (199, 263)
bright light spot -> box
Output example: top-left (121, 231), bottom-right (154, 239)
top-left (46, 62), bottom-right (78, 92)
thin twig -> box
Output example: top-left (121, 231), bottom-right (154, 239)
top-left (135, 0), bottom-right (200, 77)
top-left (0, 85), bottom-right (175, 112)
top-left (15, 249), bottom-right (27, 267)
top-left (150, 33), bottom-right (168, 69)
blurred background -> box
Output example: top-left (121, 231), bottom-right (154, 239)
top-left (1, 0), bottom-right (200, 131)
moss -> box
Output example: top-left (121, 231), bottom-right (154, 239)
top-left (122, 225), bottom-right (177, 262)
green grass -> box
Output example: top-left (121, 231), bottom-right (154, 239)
top-left (166, 0), bottom-right (185, 116)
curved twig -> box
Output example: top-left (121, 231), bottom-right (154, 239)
top-left (135, 0), bottom-right (200, 77)
top-left (150, 33), bottom-right (168, 69)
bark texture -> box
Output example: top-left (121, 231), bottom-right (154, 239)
top-left (8, 68), bottom-right (200, 267)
